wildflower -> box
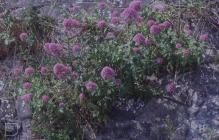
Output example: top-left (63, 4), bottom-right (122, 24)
top-left (24, 67), bottom-right (35, 77)
top-left (159, 21), bottom-right (171, 30)
top-left (79, 93), bottom-right (86, 102)
top-left (163, 21), bottom-right (172, 29)
top-left (175, 43), bottom-right (182, 49)
top-left (114, 79), bottom-right (122, 86)
top-left (129, 0), bottom-right (141, 11)
top-left (182, 49), bottom-right (190, 57)
top-left (156, 57), bottom-right (163, 64)
top-left (165, 82), bottom-right (176, 93)
top-left (53, 63), bottom-right (71, 80)
top-left (42, 95), bottom-right (49, 103)
top-left (43, 43), bottom-right (63, 56)
top-left (12, 67), bottom-right (22, 76)
top-left (85, 81), bottom-right (98, 91)
top-left (111, 17), bottom-right (120, 25)
top-left (105, 32), bottom-right (115, 39)
top-left (72, 44), bottom-right (82, 55)
top-left (150, 25), bottom-right (161, 35)
top-left (101, 66), bottom-right (116, 80)
top-left (144, 37), bottom-right (151, 46)
top-left (133, 33), bottom-right (145, 45)
top-left (97, 20), bottom-right (107, 29)
top-left (152, 2), bottom-right (168, 12)
top-left (97, 2), bottom-right (107, 10)
top-left (111, 11), bottom-right (119, 17)
top-left (59, 102), bottom-right (65, 108)
top-left (23, 82), bottom-right (32, 89)
top-left (121, 7), bottom-right (138, 23)
top-left (40, 67), bottom-right (48, 75)
top-left (69, 5), bottom-right (80, 14)
top-left (132, 47), bottom-right (141, 53)
top-left (72, 71), bottom-right (79, 80)
top-left (199, 34), bottom-right (208, 41)
top-left (19, 32), bottom-right (28, 42)
top-left (147, 19), bottom-right (157, 28)
top-left (21, 93), bottom-right (32, 103)
top-left (63, 18), bottom-right (81, 30)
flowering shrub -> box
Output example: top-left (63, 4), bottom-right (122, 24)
top-left (4, 1), bottom-right (210, 139)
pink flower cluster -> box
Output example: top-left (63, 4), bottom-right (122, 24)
top-left (97, 20), bottom-right (107, 29)
top-left (12, 67), bottom-right (22, 77)
top-left (156, 57), bottom-right (164, 64)
top-left (72, 44), bottom-right (82, 55)
top-left (40, 67), bottom-right (48, 75)
top-left (133, 33), bottom-right (145, 46)
top-left (53, 63), bottom-right (71, 80)
top-left (97, 2), bottom-right (107, 10)
top-left (133, 33), bottom-right (151, 46)
top-left (152, 2), bottom-right (168, 12)
top-left (199, 34), bottom-right (208, 41)
top-left (25, 67), bottom-right (35, 77)
top-left (147, 20), bottom-right (171, 35)
top-left (42, 95), bottom-right (49, 103)
top-left (85, 81), bottom-right (98, 91)
top-left (121, 0), bottom-right (142, 23)
top-left (23, 82), bottom-right (32, 89)
top-left (43, 43), bottom-right (63, 56)
top-left (63, 18), bottom-right (81, 30)
top-left (101, 66), bottom-right (116, 80)
top-left (21, 93), bottom-right (32, 103)
top-left (165, 82), bottom-right (176, 93)
top-left (19, 32), bottom-right (28, 42)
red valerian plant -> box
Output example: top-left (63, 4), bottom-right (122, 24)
top-left (6, 0), bottom-right (209, 139)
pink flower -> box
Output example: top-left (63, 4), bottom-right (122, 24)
top-left (85, 81), bottom-right (98, 91)
top-left (97, 2), bottom-right (107, 10)
top-left (42, 95), bottom-right (49, 103)
top-left (114, 79), bottom-right (122, 86)
top-left (12, 67), bottom-right (22, 76)
top-left (111, 17), bottom-right (120, 25)
top-left (40, 67), bottom-right (48, 75)
top-left (156, 57), bottom-right (163, 64)
top-left (25, 67), bottom-right (35, 77)
top-left (159, 21), bottom-right (171, 30)
top-left (175, 43), bottom-right (182, 49)
top-left (121, 7), bottom-right (138, 23)
top-left (23, 82), bottom-right (32, 89)
top-left (163, 21), bottom-right (172, 29)
top-left (150, 25), bottom-right (161, 35)
top-left (69, 5), bottom-right (80, 14)
top-left (199, 34), bottom-right (208, 41)
top-left (97, 20), bottom-right (107, 29)
top-left (43, 43), bottom-right (63, 56)
top-left (111, 11), bottom-right (119, 17)
top-left (79, 93), bottom-right (86, 102)
top-left (152, 2), bottom-right (168, 12)
top-left (182, 49), bottom-right (190, 57)
top-left (132, 47), bottom-right (141, 53)
top-left (144, 37), bottom-right (151, 46)
top-left (19, 32), bottom-right (28, 41)
top-left (165, 82), bottom-right (176, 93)
top-left (21, 93), bottom-right (32, 103)
top-left (133, 33), bottom-right (145, 45)
top-left (129, 0), bottom-right (141, 11)
top-left (59, 102), bottom-right (65, 108)
top-left (72, 44), bottom-right (82, 55)
top-left (147, 19), bottom-right (157, 28)
top-left (63, 18), bottom-right (81, 30)
top-left (105, 32), bottom-right (115, 39)
top-left (101, 66), bottom-right (116, 80)
top-left (72, 71), bottom-right (79, 80)
top-left (53, 63), bottom-right (71, 80)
